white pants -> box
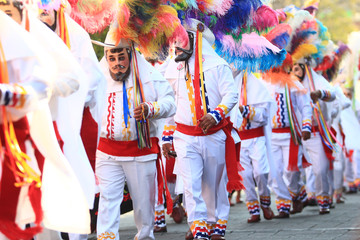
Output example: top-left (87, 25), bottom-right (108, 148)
top-left (354, 150), bottom-right (360, 180)
top-left (344, 150), bottom-right (355, 183)
top-left (333, 150), bottom-right (345, 191)
top-left (240, 136), bottom-right (270, 213)
top-left (173, 130), bottom-right (229, 224)
top-left (302, 132), bottom-right (330, 207)
top-left (270, 132), bottom-right (300, 212)
top-left (96, 151), bottom-right (156, 240)
top-left (305, 166), bottom-right (316, 197)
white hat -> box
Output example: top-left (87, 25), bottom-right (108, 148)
top-left (183, 18), bottom-right (215, 46)
top-left (92, 25), bottom-right (131, 51)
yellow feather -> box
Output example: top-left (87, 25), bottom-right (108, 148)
top-left (292, 44), bottom-right (318, 63)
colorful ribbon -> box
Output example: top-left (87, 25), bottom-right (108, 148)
top-left (305, 65), bottom-right (338, 150)
top-left (122, 81), bottom-right (131, 128)
top-left (131, 45), bottom-right (151, 149)
top-left (58, 5), bottom-right (71, 49)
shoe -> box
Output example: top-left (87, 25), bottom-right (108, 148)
top-left (302, 199), bottom-right (308, 208)
top-left (307, 198), bottom-right (317, 206)
top-left (261, 206), bottom-right (274, 220)
top-left (274, 212), bottom-right (289, 219)
top-left (336, 197), bottom-right (345, 204)
top-left (211, 235), bottom-right (225, 240)
top-left (346, 189), bottom-right (357, 194)
top-left (290, 200), bottom-right (303, 214)
top-left (172, 205), bottom-right (185, 224)
top-left (185, 228), bottom-right (194, 240)
top-left (247, 214), bottom-right (261, 223)
top-left (319, 208), bottom-right (330, 215)
top-left (154, 226), bottom-right (167, 233)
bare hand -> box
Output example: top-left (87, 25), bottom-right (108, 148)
top-left (302, 131), bottom-right (311, 141)
top-left (162, 143), bottom-right (173, 159)
top-left (239, 105), bottom-right (244, 113)
top-left (310, 90), bottom-right (321, 104)
top-left (198, 114), bottom-right (217, 134)
top-left (133, 103), bottom-right (148, 121)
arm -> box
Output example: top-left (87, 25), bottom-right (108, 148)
top-left (240, 102), bottom-right (268, 126)
top-left (208, 65), bottom-right (239, 124)
top-left (310, 89), bottom-right (336, 103)
top-left (294, 90), bottom-right (313, 135)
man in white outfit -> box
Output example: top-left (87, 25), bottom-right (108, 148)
top-left (163, 19), bottom-right (240, 240)
top-left (95, 28), bottom-right (176, 240)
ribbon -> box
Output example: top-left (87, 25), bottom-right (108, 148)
top-left (193, 30), bottom-right (204, 121)
top-left (284, 84), bottom-right (301, 146)
top-left (305, 65), bottom-right (339, 151)
top-left (122, 81), bottom-right (131, 128)
top-left (58, 5), bottom-right (71, 49)
top-left (131, 45), bottom-right (151, 149)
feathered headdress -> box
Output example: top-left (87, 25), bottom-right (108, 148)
top-left (112, 0), bottom-right (188, 60)
top-left (67, 0), bottom-right (117, 34)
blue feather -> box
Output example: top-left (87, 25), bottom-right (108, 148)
top-left (272, 32), bottom-right (290, 49)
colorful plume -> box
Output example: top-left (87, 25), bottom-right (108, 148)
top-left (215, 32), bottom-right (286, 73)
top-left (68, 0), bottom-right (117, 34)
top-left (264, 23), bottom-right (292, 49)
top-left (113, 0), bottom-right (188, 60)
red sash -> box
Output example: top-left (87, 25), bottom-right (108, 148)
top-left (80, 107), bottom-right (99, 171)
top-left (175, 118), bottom-right (244, 192)
top-left (0, 117), bottom-right (43, 240)
top-left (272, 127), bottom-right (299, 171)
top-left (239, 127), bottom-right (264, 140)
top-left (313, 126), bottom-right (335, 170)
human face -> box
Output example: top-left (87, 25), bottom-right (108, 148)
top-left (292, 63), bottom-right (305, 81)
top-left (39, 9), bottom-right (56, 29)
top-left (106, 48), bottom-right (131, 80)
top-left (0, 0), bottom-right (22, 24)
top-left (343, 89), bottom-right (353, 99)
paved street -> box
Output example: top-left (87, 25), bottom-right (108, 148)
top-left (89, 192), bottom-right (360, 240)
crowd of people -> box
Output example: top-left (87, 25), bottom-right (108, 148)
top-left (0, 0), bottom-right (360, 240)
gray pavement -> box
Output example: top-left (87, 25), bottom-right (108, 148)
top-left (89, 192), bottom-right (360, 240)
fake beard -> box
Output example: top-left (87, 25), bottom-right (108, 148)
top-left (175, 31), bottom-right (194, 63)
top-left (112, 67), bottom-right (131, 82)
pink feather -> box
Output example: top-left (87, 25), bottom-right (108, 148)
top-left (252, 5), bottom-right (279, 32)
top-left (69, 0), bottom-right (117, 33)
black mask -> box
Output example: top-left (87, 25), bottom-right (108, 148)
top-left (175, 31), bottom-right (194, 63)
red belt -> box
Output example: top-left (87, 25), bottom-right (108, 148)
top-left (98, 137), bottom-right (159, 157)
top-left (239, 127), bottom-right (264, 140)
top-left (272, 127), bottom-right (291, 133)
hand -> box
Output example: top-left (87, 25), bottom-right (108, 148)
top-left (53, 77), bottom-right (80, 97)
top-left (239, 105), bottom-right (244, 113)
top-left (133, 103), bottom-right (148, 121)
top-left (198, 114), bottom-right (217, 134)
top-left (310, 90), bottom-right (321, 104)
top-left (302, 131), bottom-right (311, 141)
top-left (162, 143), bottom-right (173, 159)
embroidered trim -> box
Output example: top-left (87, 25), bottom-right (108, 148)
top-left (259, 195), bottom-right (271, 208)
top-left (162, 125), bottom-right (176, 143)
top-left (155, 210), bottom-right (166, 227)
top-left (191, 220), bottom-right (208, 239)
top-left (316, 195), bottom-right (330, 209)
top-left (209, 105), bottom-right (228, 124)
top-left (213, 219), bottom-right (227, 237)
top-left (275, 199), bottom-right (291, 213)
top-left (246, 200), bottom-right (260, 215)
top-left (97, 232), bottom-right (116, 240)
top-left (302, 119), bottom-right (312, 132)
